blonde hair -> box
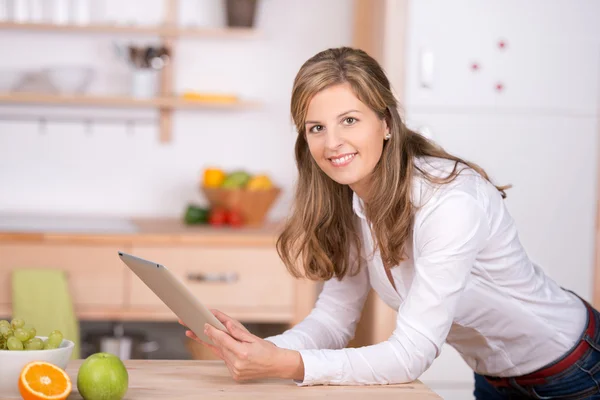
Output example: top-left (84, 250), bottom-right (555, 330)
top-left (277, 47), bottom-right (509, 281)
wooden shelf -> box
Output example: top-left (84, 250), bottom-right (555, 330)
top-left (0, 22), bottom-right (260, 38)
top-left (0, 93), bottom-right (261, 110)
top-left (0, 0), bottom-right (262, 143)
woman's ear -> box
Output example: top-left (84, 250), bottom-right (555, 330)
top-left (383, 118), bottom-right (391, 141)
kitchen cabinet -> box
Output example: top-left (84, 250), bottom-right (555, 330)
top-left (0, 218), bottom-right (318, 330)
top-left (0, 243), bottom-right (127, 312)
top-left (127, 246), bottom-right (295, 321)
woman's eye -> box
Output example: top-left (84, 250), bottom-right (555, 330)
top-left (344, 117), bottom-right (356, 125)
top-left (309, 125), bottom-right (324, 133)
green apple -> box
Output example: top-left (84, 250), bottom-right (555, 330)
top-left (77, 352), bottom-right (129, 400)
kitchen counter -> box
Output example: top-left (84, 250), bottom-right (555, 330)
top-left (62, 360), bottom-right (442, 399)
top-left (0, 214), bottom-right (284, 246)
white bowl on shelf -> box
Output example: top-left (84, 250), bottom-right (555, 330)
top-left (0, 337), bottom-right (74, 399)
top-left (0, 70), bottom-right (24, 93)
top-left (45, 66), bottom-right (95, 94)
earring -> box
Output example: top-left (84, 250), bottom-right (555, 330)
top-left (384, 132), bottom-right (391, 140)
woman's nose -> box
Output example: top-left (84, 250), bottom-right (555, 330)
top-left (324, 128), bottom-right (343, 150)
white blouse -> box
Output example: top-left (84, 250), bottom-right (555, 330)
top-left (265, 157), bottom-right (587, 386)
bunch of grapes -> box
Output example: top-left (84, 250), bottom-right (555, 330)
top-left (0, 319), bottom-right (64, 351)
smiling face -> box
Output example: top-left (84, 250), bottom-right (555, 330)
top-left (304, 83), bottom-right (389, 199)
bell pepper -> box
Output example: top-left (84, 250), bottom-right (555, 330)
top-left (184, 204), bottom-right (210, 224)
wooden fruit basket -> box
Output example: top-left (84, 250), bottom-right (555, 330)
top-left (202, 186), bottom-right (281, 226)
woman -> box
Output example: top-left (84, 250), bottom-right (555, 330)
top-left (183, 47), bottom-right (600, 399)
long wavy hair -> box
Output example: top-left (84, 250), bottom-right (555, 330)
top-left (276, 47), bottom-right (509, 281)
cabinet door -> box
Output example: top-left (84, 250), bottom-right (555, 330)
top-left (404, 0), bottom-right (600, 111)
top-left (405, 112), bottom-right (598, 301)
top-left (127, 246), bottom-right (295, 322)
top-left (0, 243), bottom-right (127, 311)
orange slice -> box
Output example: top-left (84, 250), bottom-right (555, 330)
top-left (19, 361), bottom-right (72, 400)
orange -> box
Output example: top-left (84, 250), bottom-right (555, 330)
top-left (19, 361), bottom-right (72, 400)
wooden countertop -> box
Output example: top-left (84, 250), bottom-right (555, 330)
top-left (62, 360), bottom-right (442, 399)
top-left (0, 215), bottom-right (284, 247)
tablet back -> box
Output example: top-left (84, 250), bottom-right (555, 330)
top-left (118, 251), bottom-right (227, 345)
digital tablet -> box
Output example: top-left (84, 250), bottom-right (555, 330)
top-left (117, 251), bottom-right (227, 345)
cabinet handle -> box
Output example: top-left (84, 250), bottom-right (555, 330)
top-left (187, 272), bottom-right (238, 283)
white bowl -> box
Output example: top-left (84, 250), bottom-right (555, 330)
top-left (45, 66), bottom-right (95, 94)
top-left (0, 70), bottom-right (24, 92)
top-left (0, 336), bottom-right (74, 399)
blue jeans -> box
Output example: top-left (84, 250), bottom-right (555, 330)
top-left (474, 301), bottom-right (600, 399)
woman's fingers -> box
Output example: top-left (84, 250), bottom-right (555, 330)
top-left (210, 309), bottom-right (254, 342)
top-left (225, 320), bottom-right (255, 343)
top-left (185, 329), bottom-right (200, 341)
top-left (205, 324), bottom-right (244, 353)
top-left (211, 309), bottom-right (237, 325)
top-left (186, 330), bottom-right (224, 359)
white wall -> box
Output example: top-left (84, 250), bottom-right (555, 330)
top-left (0, 0), bottom-right (354, 220)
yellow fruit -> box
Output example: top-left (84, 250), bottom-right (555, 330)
top-left (19, 361), bottom-right (72, 400)
top-left (203, 168), bottom-right (226, 188)
top-left (246, 175), bottom-right (273, 190)
top-left (182, 92), bottom-right (238, 104)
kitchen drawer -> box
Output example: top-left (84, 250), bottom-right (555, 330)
top-left (0, 243), bottom-right (126, 308)
top-left (127, 246), bottom-right (295, 312)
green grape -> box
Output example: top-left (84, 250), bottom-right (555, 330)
top-left (7, 336), bottom-right (23, 350)
top-left (0, 325), bottom-right (13, 339)
top-left (48, 330), bottom-right (63, 347)
top-left (0, 320), bottom-right (10, 329)
top-left (0, 336), bottom-right (6, 350)
top-left (14, 328), bottom-right (29, 342)
top-left (24, 337), bottom-right (44, 350)
top-left (27, 326), bottom-right (36, 339)
top-left (43, 340), bottom-right (58, 350)
top-left (10, 318), bottom-right (25, 330)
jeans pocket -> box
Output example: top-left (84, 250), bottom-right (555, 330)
top-left (528, 361), bottom-right (600, 400)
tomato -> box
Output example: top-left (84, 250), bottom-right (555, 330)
top-left (208, 207), bottom-right (228, 226)
top-left (226, 209), bottom-right (244, 227)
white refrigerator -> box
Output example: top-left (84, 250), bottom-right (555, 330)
top-left (398, 1), bottom-right (600, 398)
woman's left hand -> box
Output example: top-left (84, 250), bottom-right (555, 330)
top-left (184, 309), bottom-right (304, 382)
